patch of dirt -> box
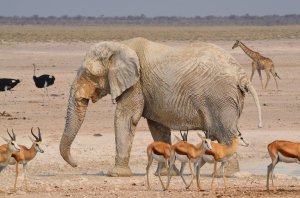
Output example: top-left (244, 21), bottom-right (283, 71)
top-left (0, 111), bottom-right (12, 117)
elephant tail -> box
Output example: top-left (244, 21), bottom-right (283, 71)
top-left (239, 78), bottom-right (263, 128)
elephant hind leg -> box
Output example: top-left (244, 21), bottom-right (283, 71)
top-left (147, 119), bottom-right (171, 143)
top-left (147, 119), bottom-right (179, 176)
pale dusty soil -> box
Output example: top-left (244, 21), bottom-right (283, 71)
top-left (0, 39), bottom-right (300, 197)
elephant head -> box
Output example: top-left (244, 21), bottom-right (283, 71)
top-left (60, 42), bottom-right (140, 167)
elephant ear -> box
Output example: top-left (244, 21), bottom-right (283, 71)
top-left (108, 44), bottom-right (140, 101)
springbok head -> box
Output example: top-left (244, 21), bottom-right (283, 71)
top-left (29, 127), bottom-right (44, 153)
top-left (2, 129), bottom-right (20, 152)
top-left (197, 132), bottom-right (213, 151)
top-left (237, 131), bottom-right (249, 147)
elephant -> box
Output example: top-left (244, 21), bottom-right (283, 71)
top-left (60, 37), bottom-right (262, 177)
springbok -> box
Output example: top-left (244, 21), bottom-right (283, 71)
top-left (266, 140), bottom-right (300, 192)
top-left (196, 132), bottom-right (249, 191)
top-left (10, 127), bottom-right (44, 192)
top-left (0, 128), bottom-right (44, 192)
top-left (146, 141), bottom-right (171, 190)
top-left (0, 129), bottom-right (20, 173)
top-left (166, 132), bottom-right (212, 190)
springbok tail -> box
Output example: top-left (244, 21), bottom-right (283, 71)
top-left (275, 72), bottom-right (281, 80)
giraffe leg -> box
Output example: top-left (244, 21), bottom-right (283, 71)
top-left (257, 69), bottom-right (264, 90)
top-left (250, 62), bottom-right (256, 82)
top-left (265, 70), bottom-right (271, 90)
top-left (14, 163), bottom-right (19, 192)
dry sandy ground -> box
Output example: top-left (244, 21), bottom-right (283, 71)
top-left (0, 39), bottom-right (300, 197)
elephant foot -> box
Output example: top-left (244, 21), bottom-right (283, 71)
top-left (108, 166), bottom-right (132, 177)
top-left (217, 158), bottom-right (239, 176)
top-left (197, 183), bottom-right (203, 191)
top-left (108, 156), bottom-right (132, 177)
top-left (155, 165), bottom-right (180, 176)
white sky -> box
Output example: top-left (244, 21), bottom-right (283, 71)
top-left (0, 0), bottom-right (299, 17)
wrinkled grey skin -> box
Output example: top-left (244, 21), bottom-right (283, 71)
top-left (60, 37), bottom-right (262, 177)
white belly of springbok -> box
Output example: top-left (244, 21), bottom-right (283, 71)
top-left (278, 152), bottom-right (299, 163)
top-left (152, 153), bottom-right (166, 162)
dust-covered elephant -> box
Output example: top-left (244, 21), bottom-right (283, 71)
top-left (59, 37), bottom-right (262, 176)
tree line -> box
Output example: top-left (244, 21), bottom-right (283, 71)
top-left (0, 14), bottom-right (300, 26)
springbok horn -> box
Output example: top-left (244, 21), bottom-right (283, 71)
top-left (180, 130), bottom-right (184, 140)
top-left (7, 129), bottom-right (13, 140)
top-left (37, 127), bottom-right (42, 141)
top-left (237, 128), bottom-right (242, 136)
top-left (186, 128), bottom-right (189, 141)
top-left (197, 132), bottom-right (204, 140)
top-left (12, 129), bottom-right (16, 141)
top-left (31, 127), bottom-right (39, 141)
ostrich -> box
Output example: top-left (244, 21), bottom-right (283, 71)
top-left (0, 78), bottom-right (20, 101)
top-left (32, 64), bottom-right (55, 97)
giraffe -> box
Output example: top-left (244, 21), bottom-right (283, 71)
top-left (232, 40), bottom-right (280, 90)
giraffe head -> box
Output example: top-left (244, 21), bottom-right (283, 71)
top-left (232, 40), bottom-right (240, 49)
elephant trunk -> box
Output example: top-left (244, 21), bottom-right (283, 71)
top-left (247, 83), bottom-right (263, 128)
top-left (60, 84), bottom-right (89, 167)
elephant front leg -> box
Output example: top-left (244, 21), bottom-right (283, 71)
top-left (108, 88), bottom-right (144, 177)
top-left (108, 112), bottom-right (142, 177)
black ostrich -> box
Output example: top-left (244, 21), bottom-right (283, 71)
top-left (32, 64), bottom-right (55, 97)
top-left (0, 78), bottom-right (20, 96)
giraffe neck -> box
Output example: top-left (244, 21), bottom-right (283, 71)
top-left (238, 42), bottom-right (258, 61)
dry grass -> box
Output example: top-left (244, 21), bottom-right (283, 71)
top-left (0, 25), bottom-right (300, 42)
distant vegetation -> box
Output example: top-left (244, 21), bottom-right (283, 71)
top-left (1, 26), bottom-right (299, 42)
top-left (0, 14), bottom-right (300, 26)
top-left (0, 15), bottom-right (300, 42)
